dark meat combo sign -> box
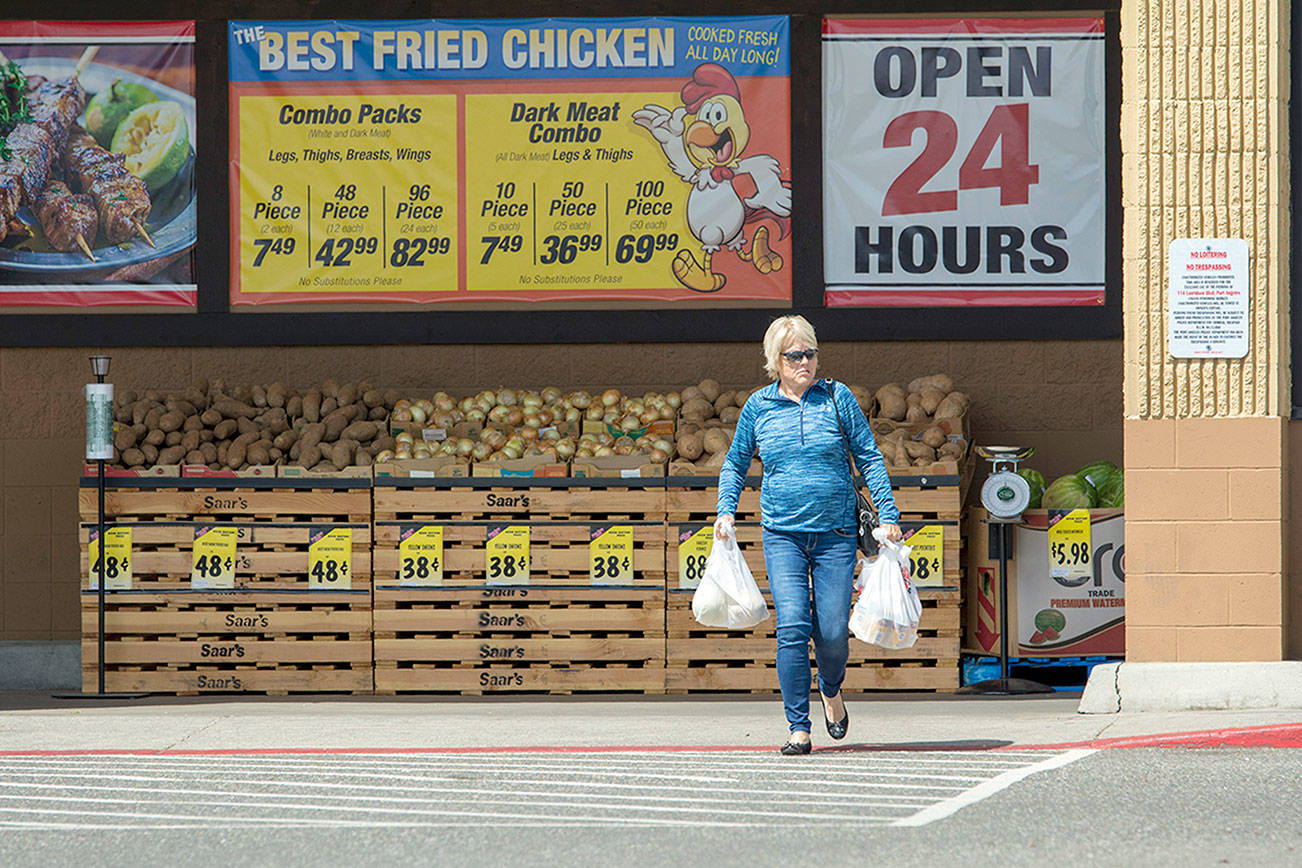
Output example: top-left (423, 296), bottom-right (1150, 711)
top-left (823, 17), bottom-right (1105, 307)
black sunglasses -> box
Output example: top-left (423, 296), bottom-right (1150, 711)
top-left (781, 349), bottom-right (818, 362)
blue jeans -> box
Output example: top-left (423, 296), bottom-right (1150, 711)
top-left (762, 527), bottom-right (859, 733)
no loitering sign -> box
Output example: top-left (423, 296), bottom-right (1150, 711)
top-left (1168, 238), bottom-right (1249, 358)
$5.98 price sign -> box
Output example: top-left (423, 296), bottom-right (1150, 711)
top-left (398, 525), bottom-right (444, 587)
top-left (903, 525), bottom-right (945, 587)
top-left (308, 528), bottom-right (353, 589)
top-left (589, 525), bottom-right (633, 585)
top-left (191, 526), bottom-right (238, 589)
top-left (486, 525), bottom-right (529, 585)
top-left (88, 527), bottom-right (132, 590)
top-left (677, 526), bottom-right (714, 590)
top-left (1048, 509), bottom-right (1092, 584)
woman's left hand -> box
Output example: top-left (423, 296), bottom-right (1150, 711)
top-left (879, 522), bottom-right (902, 543)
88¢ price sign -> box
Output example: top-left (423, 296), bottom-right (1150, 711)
top-left (676, 525), bottom-right (714, 590)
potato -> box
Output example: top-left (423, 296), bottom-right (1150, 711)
top-left (697, 379), bottom-right (721, 403)
top-left (199, 442), bottom-right (218, 463)
top-left (299, 422), bottom-right (326, 452)
top-left (144, 428), bottom-right (166, 447)
top-left (231, 386), bottom-right (253, 404)
top-left (158, 445), bottom-right (186, 465)
top-left (905, 403), bottom-right (929, 424)
top-left (908, 374), bottom-right (956, 395)
top-left (141, 443), bottom-right (159, 464)
top-left (182, 413), bottom-right (204, 432)
top-left (322, 410), bottom-right (350, 442)
top-left (164, 431), bottom-right (183, 447)
top-left (182, 449), bottom-right (204, 465)
top-left (362, 389), bottom-right (383, 408)
top-left (236, 417), bottom-right (258, 437)
top-left (369, 406), bottom-right (388, 421)
top-left (337, 384), bottom-right (357, 406)
top-left (212, 398), bottom-right (258, 420)
top-left (680, 386), bottom-right (703, 403)
top-left (251, 385), bottom-right (267, 408)
top-left (273, 430), bottom-right (298, 451)
top-left (701, 428), bottom-right (732, 456)
top-left (157, 410), bottom-right (185, 432)
top-left (902, 440), bottom-right (936, 462)
top-left (677, 432), bottom-right (704, 460)
top-left (920, 426), bottom-right (948, 449)
top-left (122, 448), bottom-right (146, 467)
top-left (322, 379), bottom-right (340, 399)
top-left (719, 406), bottom-right (741, 424)
top-left (114, 428), bottom-right (138, 451)
top-left (200, 408), bottom-right (222, 427)
top-left (320, 396), bottom-right (339, 417)
top-left (246, 444), bottom-right (271, 466)
top-left (329, 441), bottom-right (353, 470)
top-left (286, 395), bottom-right (304, 419)
top-left (355, 450), bottom-right (372, 468)
top-left (302, 390), bottom-right (322, 423)
top-left (266, 382), bottom-right (287, 408)
top-left (876, 392), bottom-right (907, 421)
top-left (934, 392), bottom-right (970, 419)
top-left (919, 387), bottom-right (946, 415)
top-left (938, 441), bottom-right (965, 461)
top-left (714, 391), bottom-right (736, 415)
top-left (680, 398), bottom-right (715, 422)
top-left (702, 449), bottom-right (728, 470)
top-left (181, 430), bottom-right (201, 453)
top-left (226, 433), bottom-right (257, 468)
top-left (213, 419), bottom-right (237, 440)
top-left (372, 435), bottom-right (396, 453)
top-left (344, 420), bottom-right (378, 442)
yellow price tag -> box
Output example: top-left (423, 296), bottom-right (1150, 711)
top-left (1048, 509), bottom-right (1092, 583)
top-left (486, 525), bottom-right (529, 585)
top-left (87, 527), bottom-right (132, 590)
top-left (308, 527), bottom-right (352, 589)
top-left (399, 525), bottom-right (444, 586)
top-left (904, 525), bottom-right (945, 587)
top-left (676, 525), bottom-right (714, 590)
top-left (590, 525), bottom-right (633, 585)
top-left (191, 526), bottom-right (238, 589)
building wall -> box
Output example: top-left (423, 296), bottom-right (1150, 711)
top-left (1121, 0), bottom-right (1293, 660)
top-left (0, 339), bottom-right (1121, 641)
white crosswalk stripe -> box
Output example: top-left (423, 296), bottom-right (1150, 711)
top-left (0, 749), bottom-right (1093, 830)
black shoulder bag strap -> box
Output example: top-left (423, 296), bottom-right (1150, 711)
top-left (825, 379), bottom-right (880, 556)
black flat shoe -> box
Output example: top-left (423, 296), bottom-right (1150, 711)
top-left (779, 740), bottom-right (812, 755)
top-left (822, 697), bottom-right (849, 740)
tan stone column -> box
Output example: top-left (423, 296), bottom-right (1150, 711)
top-left (1122, 0), bottom-right (1290, 660)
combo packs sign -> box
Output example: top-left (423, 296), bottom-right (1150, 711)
top-left (822, 17), bottom-right (1105, 306)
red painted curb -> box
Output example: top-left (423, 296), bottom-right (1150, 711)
top-left (1006, 722), bottom-right (1302, 751)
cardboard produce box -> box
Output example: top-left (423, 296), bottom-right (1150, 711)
top-left (372, 457), bottom-right (469, 478)
top-left (471, 456), bottom-right (568, 478)
top-left (181, 465), bottom-right (275, 478)
top-left (277, 465), bottom-right (372, 479)
top-left (964, 507), bottom-right (1124, 658)
top-left (570, 457), bottom-right (665, 478)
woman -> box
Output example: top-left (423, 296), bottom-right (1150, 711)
top-left (714, 315), bottom-right (901, 755)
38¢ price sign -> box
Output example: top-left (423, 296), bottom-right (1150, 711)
top-left (87, 527), bottom-right (132, 590)
top-left (677, 525), bottom-right (714, 590)
top-left (191, 526), bottom-right (238, 589)
top-left (486, 525), bottom-right (529, 585)
top-left (589, 525), bottom-right (633, 585)
top-left (398, 525), bottom-right (443, 587)
top-left (308, 527), bottom-right (353, 589)
top-left (1048, 509), bottom-right (1092, 584)
top-left (903, 525), bottom-right (945, 587)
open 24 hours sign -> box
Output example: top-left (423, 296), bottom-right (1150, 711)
top-left (822, 18), bottom-right (1104, 306)
top-left (228, 17), bottom-right (790, 307)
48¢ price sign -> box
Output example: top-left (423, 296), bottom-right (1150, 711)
top-left (308, 527), bottom-right (353, 589)
top-left (191, 526), bottom-right (239, 590)
top-left (87, 527), bottom-right (132, 590)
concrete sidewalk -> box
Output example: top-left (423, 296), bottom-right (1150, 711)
top-left (3, 691), bottom-right (1301, 752)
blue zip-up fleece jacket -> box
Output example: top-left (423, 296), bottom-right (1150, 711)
top-left (716, 379), bottom-right (900, 531)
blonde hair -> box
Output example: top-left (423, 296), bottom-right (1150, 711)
top-left (762, 315), bottom-right (818, 380)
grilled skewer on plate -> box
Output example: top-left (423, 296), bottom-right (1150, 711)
top-left (64, 124), bottom-right (151, 246)
top-left (35, 180), bottom-right (96, 259)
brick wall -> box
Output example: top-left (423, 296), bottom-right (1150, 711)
top-left (0, 339), bottom-right (1120, 641)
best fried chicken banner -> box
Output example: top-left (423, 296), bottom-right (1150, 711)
top-left (227, 17), bottom-right (791, 307)
top-left (822, 17), bottom-right (1105, 307)
top-left (0, 21), bottom-right (196, 309)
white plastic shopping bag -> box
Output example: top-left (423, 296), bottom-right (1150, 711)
top-left (691, 534), bottom-right (769, 629)
top-left (850, 528), bottom-right (922, 649)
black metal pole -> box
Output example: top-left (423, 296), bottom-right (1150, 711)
top-left (96, 369), bottom-right (106, 696)
top-left (997, 521), bottom-right (1010, 690)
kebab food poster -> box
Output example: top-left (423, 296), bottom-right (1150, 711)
top-left (0, 21), bottom-right (195, 308)
top-left (228, 18), bottom-right (790, 307)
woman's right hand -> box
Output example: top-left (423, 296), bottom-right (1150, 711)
top-left (713, 514), bottom-right (735, 541)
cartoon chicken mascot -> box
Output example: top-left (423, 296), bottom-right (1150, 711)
top-left (633, 63), bottom-right (791, 292)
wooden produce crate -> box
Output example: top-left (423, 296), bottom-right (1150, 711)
top-left (80, 592), bottom-right (372, 694)
top-left (668, 521), bottom-right (767, 590)
top-left (887, 458), bottom-right (975, 521)
top-left (78, 477), bottom-right (374, 593)
top-left (666, 472), bottom-right (761, 524)
top-left (373, 587), bottom-right (666, 694)
top-left (664, 588), bottom-right (960, 693)
top-left (373, 476), bottom-right (667, 588)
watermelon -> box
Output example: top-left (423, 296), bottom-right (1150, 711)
top-left (1041, 473), bottom-right (1097, 509)
top-left (1095, 468), bottom-right (1124, 508)
top-left (1017, 468), bottom-right (1047, 509)
top-left (1076, 460), bottom-right (1120, 490)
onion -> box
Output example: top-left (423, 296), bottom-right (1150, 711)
top-left (521, 392), bottom-right (543, 411)
top-left (472, 442), bottom-right (493, 461)
top-left (466, 408), bottom-right (487, 424)
top-left (434, 392), bottom-right (455, 412)
top-left (639, 409), bottom-right (660, 426)
top-left (575, 446), bottom-right (594, 458)
top-left (394, 398), bottom-right (412, 411)
top-left (614, 443), bottom-right (633, 456)
top-left (413, 443), bottom-right (433, 458)
top-left (505, 436), bottom-right (526, 453)
top-left (409, 405), bottom-right (427, 425)
top-left (536, 409), bottom-right (554, 426)
top-left (625, 399), bottom-right (645, 416)
top-left (666, 392), bottom-right (682, 409)
top-left (585, 405), bottom-right (604, 421)
top-left (521, 413), bottom-right (542, 429)
top-left (519, 426), bottom-right (539, 442)
top-left (541, 386), bottom-right (562, 403)
top-left (392, 408), bottom-right (413, 423)
top-left (603, 410), bottom-right (620, 426)
top-left (503, 408), bottom-right (521, 427)
top-left (594, 445), bottom-right (615, 457)
top-left (555, 438), bottom-right (576, 459)
top-left (454, 438), bottom-right (475, 457)
top-left (486, 451), bottom-right (504, 462)
top-left (653, 438), bottom-right (674, 453)
top-left (395, 432), bottom-right (415, 446)
top-left (658, 405), bottom-right (676, 421)
top-left (565, 407), bottom-right (581, 423)
top-left (415, 399), bottom-right (434, 415)
top-left (598, 432), bottom-right (615, 447)
top-left (620, 415), bottom-right (642, 432)
top-left (488, 405), bottom-right (511, 424)
top-left (374, 449), bottom-right (394, 463)
top-left (601, 389), bottom-right (621, 407)
top-left (458, 396), bottom-right (476, 413)
top-left (503, 443), bottom-right (524, 460)
top-left (569, 390), bottom-right (592, 409)
top-left (482, 428), bottom-right (507, 450)
top-left (540, 427), bottom-right (561, 442)
top-left (496, 388), bottom-right (517, 406)
top-left (439, 440), bottom-right (457, 455)
top-left (477, 390), bottom-right (496, 405)
top-left (395, 446), bottom-right (412, 459)
top-left (649, 448), bottom-right (670, 464)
